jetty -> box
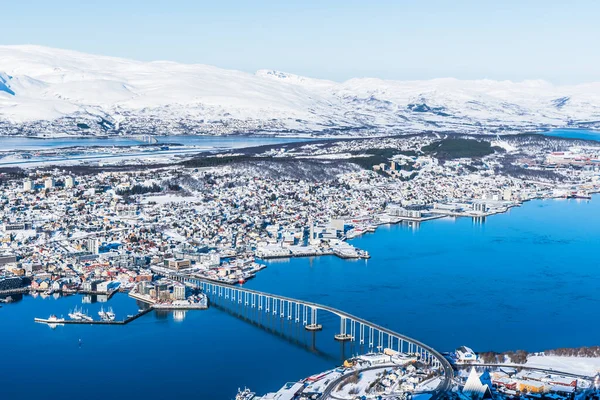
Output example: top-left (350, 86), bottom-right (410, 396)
top-left (34, 307), bottom-right (153, 326)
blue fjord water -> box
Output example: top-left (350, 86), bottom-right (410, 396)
top-left (541, 128), bottom-right (600, 141)
top-left (2, 196), bottom-right (600, 399)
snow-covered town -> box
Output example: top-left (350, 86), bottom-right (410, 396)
top-left (243, 346), bottom-right (600, 400)
top-left (2, 134), bottom-right (600, 298)
top-left (1, 133), bottom-right (600, 397)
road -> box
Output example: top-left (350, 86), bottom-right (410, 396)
top-left (456, 363), bottom-right (595, 379)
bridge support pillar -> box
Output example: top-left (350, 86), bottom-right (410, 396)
top-left (334, 317), bottom-right (352, 341)
top-left (305, 307), bottom-right (322, 331)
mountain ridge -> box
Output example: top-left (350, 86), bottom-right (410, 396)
top-left (1, 45), bottom-right (599, 136)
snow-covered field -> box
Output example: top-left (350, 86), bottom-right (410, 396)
top-left (525, 356), bottom-right (600, 376)
top-left (1, 45), bottom-right (600, 136)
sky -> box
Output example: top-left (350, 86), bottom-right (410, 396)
top-left (1, 0), bottom-right (599, 83)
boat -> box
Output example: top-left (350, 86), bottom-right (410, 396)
top-left (98, 306), bottom-right (107, 320)
top-left (68, 306), bottom-right (83, 320)
top-left (238, 277), bottom-right (246, 285)
top-left (235, 388), bottom-right (256, 400)
top-left (77, 310), bottom-right (93, 322)
top-left (105, 307), bottom-right (115, 321)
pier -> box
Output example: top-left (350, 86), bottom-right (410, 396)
top-left (35, 307), bottom-right (154, 326)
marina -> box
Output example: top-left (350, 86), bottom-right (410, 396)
top-left (34, 307), bottom-right (153, 326)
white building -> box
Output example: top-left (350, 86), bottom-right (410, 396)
top-left (87, 238), bottom-right (99, 255)
top-left (173, 284), bottom-right (186, 300)
top-left (23, 179), bottom-right (32, 192)
top-left (44, 178), bottom-right (54, 189)
top-left (65, 176), bottom-right (74, 188)
top-left (463, 367), bottom-right (492, 399)
top-left (456, 346), bottom-right (478, 363)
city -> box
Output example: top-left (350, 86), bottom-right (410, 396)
top-left (2, 1), bottom-right (600, 400)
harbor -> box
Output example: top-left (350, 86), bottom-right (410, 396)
top-left (1, 196), bottom-right (600, 399)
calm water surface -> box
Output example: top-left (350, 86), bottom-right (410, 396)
top-left (2, 195), bottom-right (600, 400)
top-left (541, 128), bottom-right (600, 141)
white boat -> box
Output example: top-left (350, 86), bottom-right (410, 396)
top-left (105, 307), bottom-right (115, 321)
top-left (79, 311), bottom-right (93, 322)
top-left (69, 306), bottom-right (83, 320)
top-left (235, 388), bottom-right (256, 400)
top-left (98, 306), bottom-right (107, 320)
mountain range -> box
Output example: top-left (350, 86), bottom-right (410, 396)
top-left (1, 45), bottom-right (599, 137)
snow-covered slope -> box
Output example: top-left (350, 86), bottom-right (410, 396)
top-left (0, 45), bottom-right (599, 137)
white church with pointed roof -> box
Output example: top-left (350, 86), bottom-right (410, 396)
top-left (462, 367), bottom-right (493, 399)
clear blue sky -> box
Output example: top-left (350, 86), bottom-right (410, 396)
top-left (2, 0), bottom-right (598, 83)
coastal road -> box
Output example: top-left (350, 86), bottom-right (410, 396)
top-left (456, 363), bottom-right (595, 379)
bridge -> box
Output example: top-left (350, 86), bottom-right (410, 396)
top-left (165, 272), bottom-right (454, 394)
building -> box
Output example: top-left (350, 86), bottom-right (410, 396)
top-left (65, 176), bottom-right (74, 188)
top-left (0, 254), bottom-right (17, 265)
top-left (96, 280), bottom-right (120, 293)
top-left (44, 178), bottom-right (54, 189)
top-left (473, 202), bottom-right (487, 213)
top-left (23, 179), bottom-right (32, 192)
top-left (463, 367), bottom-right (493, 399)
top-left (456, 346), bottom-right (477, 363)
top-left (516, 380), bottom-right (547, 394)
top-left (164, 259), bottom-right (191, 271)
top-left (172, 284), bottom-right (186, 300)
top-left (3, 223), bottom-right (31, 231)
top-left (330, 218), bottom-right (345, 231)
top-left (86, 238), bottom-right (99, 255)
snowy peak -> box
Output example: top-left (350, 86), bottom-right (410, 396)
top-left (256, 69), bottom-right (337, 88)
top-left (0, 45), bottom-right (599, 136)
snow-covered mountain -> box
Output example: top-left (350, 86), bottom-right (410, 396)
top-left (0, 45), bottom-right (599, 137)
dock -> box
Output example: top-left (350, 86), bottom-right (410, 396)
top-left (34, 307), bottom-right (154, 326)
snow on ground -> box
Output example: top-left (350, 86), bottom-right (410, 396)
top-left (525, 356), bottom-right (600, 376)
top-left (417, 377), bottom-right (442, 391)
top-left (491, 140), bottom-right (519, 152)
top-left (297, 152), bottom-right (369, 159)
top-left (144, 194), bottom-right (195, 205)
top-left (162, 229), bottom-right (187, 242)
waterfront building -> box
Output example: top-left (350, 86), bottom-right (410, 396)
top-left (173, 284), bottom-right (186, 300)
top-left (473, 202), bottom-right (487, 213)
top-left (456, 346), bottom-right (477, 363)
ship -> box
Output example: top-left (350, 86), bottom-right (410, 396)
top-left (105, 307), bottom-right (115, 321)
top-left (77, 309), bottom-right (93, 322)
top-left (69, 306), bottom-right (84, 320)
top-left (235, 388), bottom-right (256, 400)
top-left (98, 306), bottom-right (107, 320)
